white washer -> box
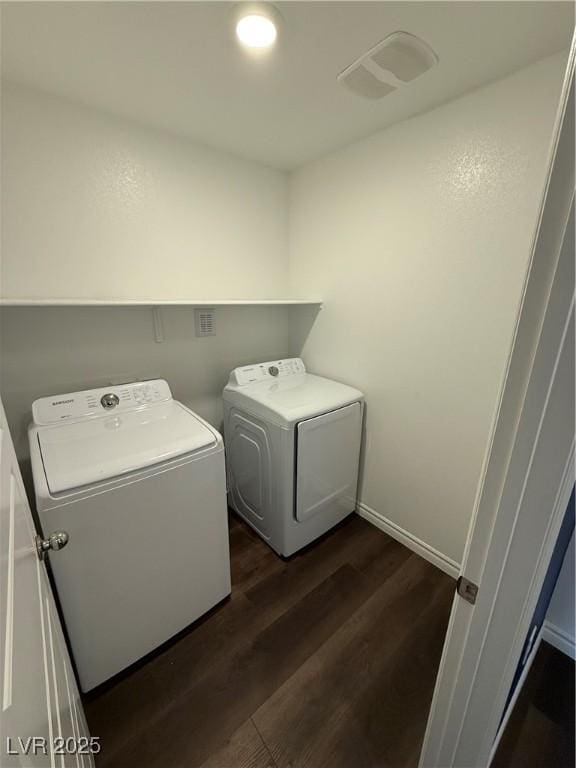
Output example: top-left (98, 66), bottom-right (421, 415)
top-left (29, 379), bottom-right (231, 691)
top-left (223, 358), bottom-right (364, 556)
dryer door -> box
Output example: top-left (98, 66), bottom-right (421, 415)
top-left (295, 402), bottom-right (362, 523)
top-left (228, 410), bottom-right (271, 536)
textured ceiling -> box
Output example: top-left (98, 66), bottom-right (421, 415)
top-left (1, 1), bottom-right (573, 168)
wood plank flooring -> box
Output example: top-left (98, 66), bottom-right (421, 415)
top-left (85, 512), bottom-right (454, 768)
top-left (492, 641), bottom-right (575, 768)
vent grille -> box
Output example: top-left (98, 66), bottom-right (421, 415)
top-left (194, 308), bottom-right (216, 337)
top-left (338, 31), bottom-right (438, 100)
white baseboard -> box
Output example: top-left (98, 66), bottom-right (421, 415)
top-left (356, 501), bottom-right (460, 579)
top-left (542, 620), bottom-right (576, 659)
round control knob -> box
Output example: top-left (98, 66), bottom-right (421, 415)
top-left (101, 393), bottom-right (120, 409)
top-left (268, 366), bottom-right (279, 377)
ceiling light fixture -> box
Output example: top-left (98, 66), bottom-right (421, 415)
top-left (233, 3), bottom-right (281, 50)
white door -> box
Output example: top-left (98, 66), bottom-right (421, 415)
top-left (295, 402), bottom-right (362, 522)
top-left (0, 400), bottom-right (96, 767)
top-left (419, 40), bottom-right (574, 768)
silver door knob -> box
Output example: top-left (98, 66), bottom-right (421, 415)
top-left (36, 531), bottom-right (69, 561)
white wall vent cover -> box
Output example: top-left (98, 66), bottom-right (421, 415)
top-left (338, 31), bottom-right (438, 99)
top-left (194, 307), bottom-right (216, 337)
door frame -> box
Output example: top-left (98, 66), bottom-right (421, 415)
top-left (419, 38), bottom-right (575, 768)
top-left (0, 398), bottom-right (95, 766)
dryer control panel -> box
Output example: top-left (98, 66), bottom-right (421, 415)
top-left (229, 358), bottom-right (306, 387)
top-left (32, 379), bottom-right (173, 424)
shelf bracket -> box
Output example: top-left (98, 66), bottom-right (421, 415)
top-left (152, 307), bottom-right (164, 343)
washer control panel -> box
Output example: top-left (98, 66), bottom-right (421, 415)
top-left (32, 379), bottom-right (173, 424)
top-left (230, 358), bottom-right (306, 386)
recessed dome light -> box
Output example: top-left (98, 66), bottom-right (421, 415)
top-left (233, 3), bottom-right (281, 51)
top-left (236, 14), bottom-right (277, 48)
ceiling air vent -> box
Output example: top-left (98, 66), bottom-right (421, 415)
top-left (338, 31), bottom-right (438, 100)
top-left (194, 308), bottom-right (216, 337)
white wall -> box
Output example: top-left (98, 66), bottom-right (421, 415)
top-left (288, 52), bottom-right (567, 568)
top-left (0, 55), bottom-right (568, 565)
top-left (0, 83), bottom-right (292, 503)
top-left (0, 83), bottom-right (288, 300)
top-left (544, 530), bottom-right (575, 658)
top-left (0, 305), bottom-right (290, 497)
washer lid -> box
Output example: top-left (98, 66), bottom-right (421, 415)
top-left (224, 373), bottom-right (363, 426)
top-left (37, 401), bottom-right (216, 494)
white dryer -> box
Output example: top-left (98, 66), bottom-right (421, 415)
top-left (223, 358), bottom-right (363, 556)
top-left (29, 380), bottom-right (230, 691)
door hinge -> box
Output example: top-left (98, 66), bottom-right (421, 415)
top-left (456, 575), bottom-right (478, 605)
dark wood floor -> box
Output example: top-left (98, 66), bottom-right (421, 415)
top-left (85, 512), bottom-right (454, 768)
top-left (493, 641), bottom-right (575, 768)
